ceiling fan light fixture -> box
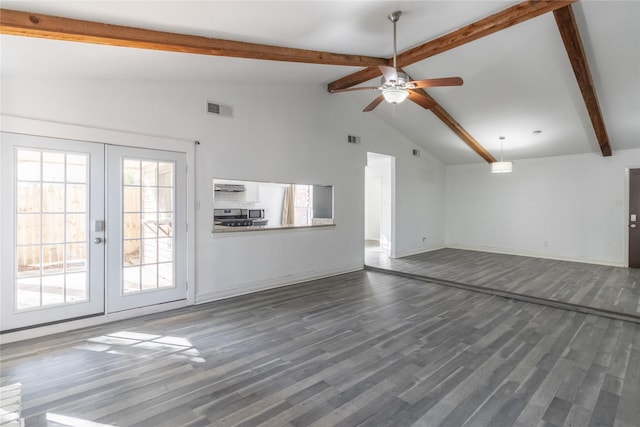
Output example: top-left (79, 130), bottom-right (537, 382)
top-left (382, 88), bottom-right (409, 104)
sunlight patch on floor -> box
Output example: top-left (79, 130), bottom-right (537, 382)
top-left (75, 330), bottom-right (205, 363)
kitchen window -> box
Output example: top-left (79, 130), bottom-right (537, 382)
top-left (212, 179), bottom-right (334, 232)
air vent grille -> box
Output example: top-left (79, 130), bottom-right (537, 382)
top-left (208, 103), bottom-right (220, 114)
top-left (412, 149), bottom-right (420, 157)
top-left (347, 135), bottom-right (360, 144)
top-left (206, 101), bottom-right (233, 118)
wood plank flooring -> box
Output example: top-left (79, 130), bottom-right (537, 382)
top-left (1, 270), bottom-right (639, 426)
top-left (366, 246), bottom-right (640, 320)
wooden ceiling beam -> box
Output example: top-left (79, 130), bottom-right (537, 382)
top-left (402, 70), bottom-right (496, 163)
top-left (328, 0), bottom-right (577, 92)
top-left (0, 9), bottom-right (387, 68)
top-left (420, 91), bottom-right (497, 164)
top-left (425, 101), bottom-right (497, 163)
top-left (553, 5), bottom-right (612, 156)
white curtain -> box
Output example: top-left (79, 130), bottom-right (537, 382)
top-left (281, 184), bottom-right (295, 226)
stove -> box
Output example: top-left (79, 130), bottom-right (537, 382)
top-left (216, 218), bottom-right (255, 227)
top-left (214, 208), bottom-right (266, 227)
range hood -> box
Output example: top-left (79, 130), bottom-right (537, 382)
top-left (214, 183), bottom-right (245, 192)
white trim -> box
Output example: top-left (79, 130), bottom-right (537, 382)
top-left (1, 115), bottom-right (194, 151)
top-left (0, 299), bottom-right (189, 344)
top-left (389, 156), bottom-right (397, 259)
top-left (196, 264), bottom-right (363, 305)
top-left (393, 245), bottom-right (447, 259)
top-left (446, 244), bottom-right (625, 268)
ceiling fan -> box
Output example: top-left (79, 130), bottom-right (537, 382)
top-left (331, 11), bottom-right (463, 112)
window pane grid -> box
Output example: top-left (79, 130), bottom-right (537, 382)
top-left (15, 149), bottom-right (89, 310)
top-left (122, 158), bottom-right (175, 295)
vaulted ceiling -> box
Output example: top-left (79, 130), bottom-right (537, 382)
top-left (1, 1), bottom-right (638, 165)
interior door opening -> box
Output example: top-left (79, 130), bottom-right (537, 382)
top-left (365, 152), bottom-right (394, 262)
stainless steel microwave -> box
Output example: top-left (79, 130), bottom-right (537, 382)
top-left (247, 209), bottom-right (265, 219)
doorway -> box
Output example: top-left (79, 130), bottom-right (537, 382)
top-left (365, 152), bottom-right (394, 262)
top-left (1, 133), bottom-right (188, 331)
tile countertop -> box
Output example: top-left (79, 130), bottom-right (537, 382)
top-left (212, 222), bottom-right (335, 233)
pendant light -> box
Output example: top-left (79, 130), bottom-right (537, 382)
top-left (491, 136), bottom-right (513, 173)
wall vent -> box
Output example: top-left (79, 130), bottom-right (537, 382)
top-left (412, 148), bottom-right (420, 157)
top-left (347, 135), bottom-right (360, 144)
top-left (207, 101), bottom-right (233, 118)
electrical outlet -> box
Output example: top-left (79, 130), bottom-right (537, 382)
top-left (543, 241), bottom-right (549, 248)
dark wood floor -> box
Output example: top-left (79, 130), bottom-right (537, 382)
top-left (366, 245), bottom-right (640, 321)
top-left (1, 270), bottom-right (639, 426)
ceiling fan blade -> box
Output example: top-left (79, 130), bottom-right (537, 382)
top-left (408, 77), bottom-right (463, 88)
top-left (379, 65), bottom-right (398, 83)
top-left (329, 86), bottom-right (380, 93)
top-left (363, 95), bottom-right (385, 112)
top-left (407, 91), bottom-right (435, 110)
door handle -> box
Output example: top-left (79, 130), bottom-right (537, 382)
top-left (94, 237), bottom-right (104, 244)
top-left (631, 224), bottom-right (637, 229)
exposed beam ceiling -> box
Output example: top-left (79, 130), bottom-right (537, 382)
top-left (0, 9), bottom-right (388, 68)
top-left (327, 0), bottom-right (578, 164)
top-left (327, 0), bottom-right (578, 92)
top-left (554, 5), bottom-right (612, 156)
top-left (0, 1), bottom-right (615, 163)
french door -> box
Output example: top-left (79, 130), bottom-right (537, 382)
top-left (106, 145), bottom-right (187, 312)
top-left (1, 133), bottom-right (187, 331)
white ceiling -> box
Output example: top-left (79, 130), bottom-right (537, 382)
top-left (1, 1), bottom-right (639, 165)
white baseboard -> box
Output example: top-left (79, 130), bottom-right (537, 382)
top-left (393, 245), bottom-right (446, 259)
top-left (446, 244), bottom-right (626, 268)
top-left (195, 264), bottom-right (363, 304)
top-left (0, 300), bottom-right (190, 344)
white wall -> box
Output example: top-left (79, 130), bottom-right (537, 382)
top-left (394, 151), bottom-right (447, 257)
top-left (364, 176), bottom-right (381, 241)
top-left (446, 149), bottom-right (640, 266)
top-left (1, 76), bottom-right (447, 305)
top-left (365, 154), bottom-right (392, 251)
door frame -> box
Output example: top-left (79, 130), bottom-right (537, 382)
top-left (0, 115), bottom-right (195, 343)
top-left (625, 166), bottom-right (640, 267)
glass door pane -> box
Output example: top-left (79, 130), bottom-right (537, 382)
top-left (122, 159), bottom-right (174, 294)
top-left (15, 149), bottom-right (89, 309)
